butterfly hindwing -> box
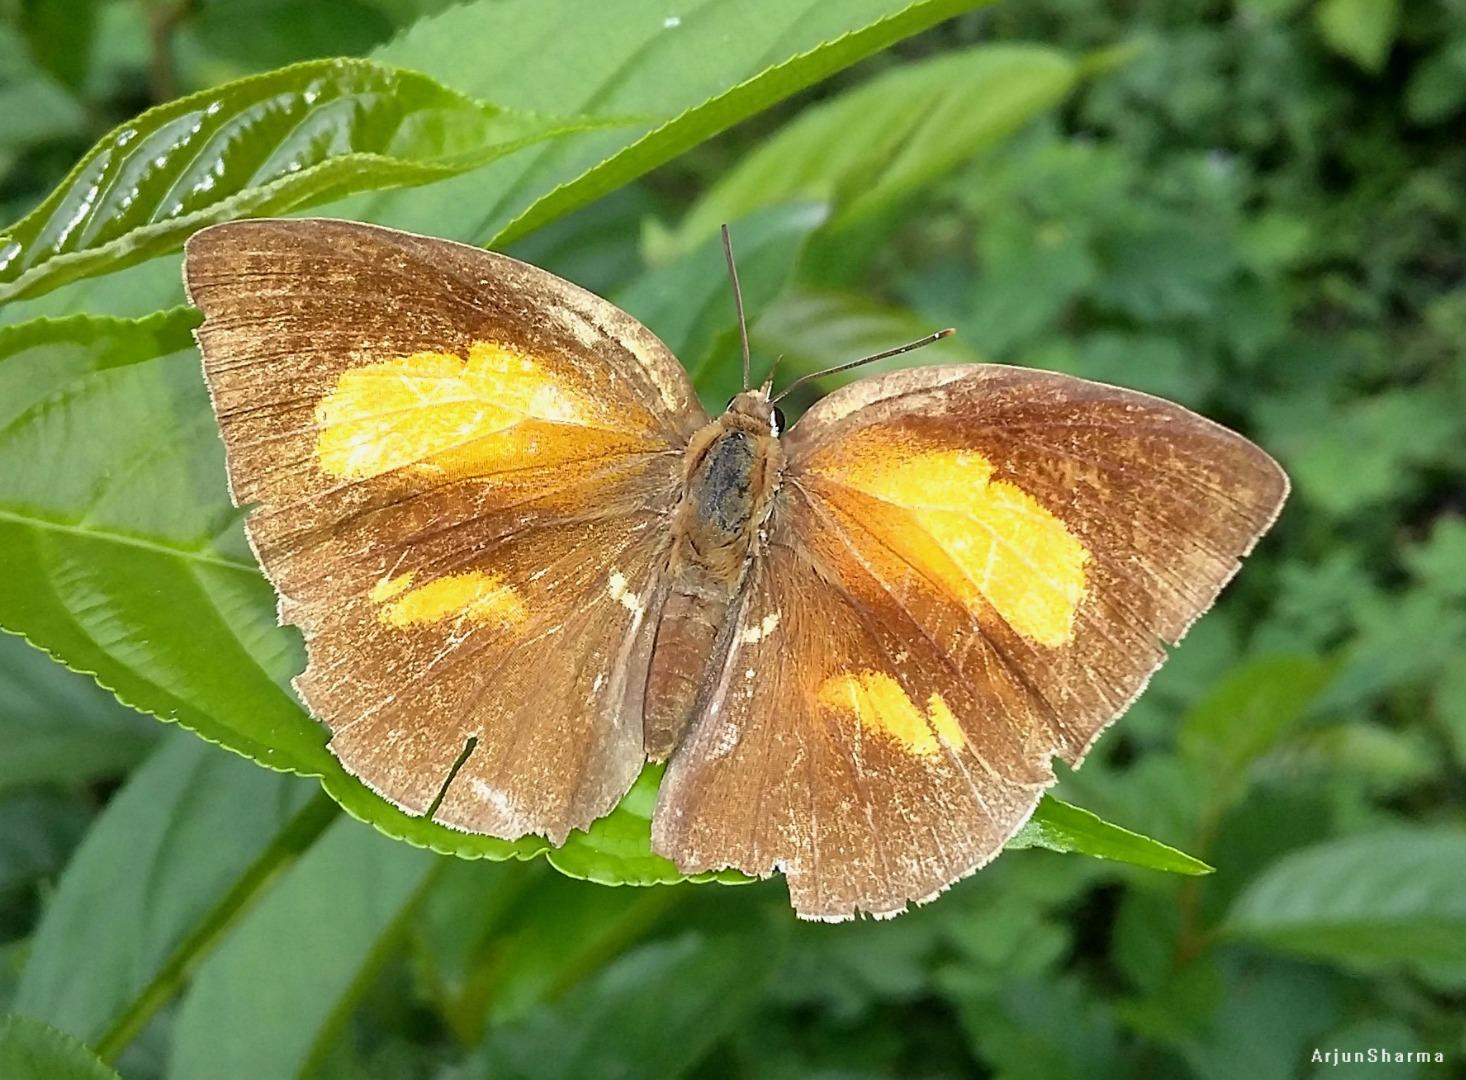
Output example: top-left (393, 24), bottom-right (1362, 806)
top-left (654, 364), bottom-right (1287, 918)
top-left (185, 218), bottom-right (705, 841)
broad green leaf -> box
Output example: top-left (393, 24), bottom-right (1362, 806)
top-left (749, 286), bottom-right (980, 399)
top-left (167, 816), bottom-right (437, 1080)
top-left (1177, 655), bottom-right (1334, 784)
top-left (11, 736), bottom-right (328, 1054)
top-left (616, 201), bottom-right (830, 411)
top-left (465, 927), bottom-right (783, 1080)
top-left (0, 57), bottom-right (602, 303)
top-left (1008, 797), bottom-right (1213, 876)
top-left (1226, 829), bottom-right (1466, 973)
top-left (665, 44), bottom-right (1079, 258)
top-left (1314, 0), bottom-right (1400, 73)
top-left (0, 1015), bottom-right (119, 1080)
top-left (0, 631), bottom-right (156, 792)
top-left (354, 0), bottom-right (995, 245)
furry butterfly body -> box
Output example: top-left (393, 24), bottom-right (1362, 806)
top-left (184, 218), bottom-right (1288, 920)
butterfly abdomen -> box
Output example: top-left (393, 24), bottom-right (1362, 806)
top-left (644, 401), bottom-right (784, 759)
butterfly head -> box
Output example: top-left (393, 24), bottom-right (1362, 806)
top-left (723, 388), bottom-right (785, 437)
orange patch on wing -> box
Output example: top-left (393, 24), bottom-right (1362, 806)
top-left (372, 570), bottom-right (526, 629)
top-left (818, 670), bottom-right (966, 757)
top-left (812, 440), bottom-right (1089, 646)
top-left (314, 341), bottom-right (656, 481)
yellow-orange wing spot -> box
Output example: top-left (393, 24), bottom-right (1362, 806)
top-left (369, 572), bottom-right (416, 602)
top-left (315, 341), bottom-right (657, 481)
top-left (373, 571), bottom-right (526, 630)
top-left (813, 444), bottom-right (1089, 646)
top-left (818, 670), bottom-right (966, 758)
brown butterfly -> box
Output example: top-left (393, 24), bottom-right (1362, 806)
top-left (183, 218), bottom-right (1287, 921)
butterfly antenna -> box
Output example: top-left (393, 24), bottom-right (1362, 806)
top-left (721, 224), bottom-right (752, 391)
top-left (770, 328), bottom-right (955, 404)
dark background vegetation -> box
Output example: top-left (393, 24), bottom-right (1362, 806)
top-left (2, 1), bottom-right (1464, 1077)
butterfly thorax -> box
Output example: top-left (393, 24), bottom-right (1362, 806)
top-left (643, 392), bottom-right (784, 760)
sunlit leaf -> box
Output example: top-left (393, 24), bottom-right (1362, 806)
top-left (665, 44), bottom-right (1079, 258)
top-left (353, 0), bottom-right (997, 244)
top-left (0, 57), bottom-right (602, 303)
top-left (1314, 0), bottom-right (1400, 73)
top-left (1009, 797), bottom-right (1213, 876)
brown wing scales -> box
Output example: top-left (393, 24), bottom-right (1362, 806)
top-left (185, 218), bottom-right (704, 843)
top-left (655, 364), bottom-right (1287, 919)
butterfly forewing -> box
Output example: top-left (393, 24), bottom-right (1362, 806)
top-left (185, 218), bottom-right (705, 841)
top-left (655, 364), bottom-right (1287, 919)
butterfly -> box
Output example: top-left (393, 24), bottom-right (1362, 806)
top-left (183, 218), bottom-right (1288, 921)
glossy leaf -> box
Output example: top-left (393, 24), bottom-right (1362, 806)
top-left (665, 44), bottom-right (1079, 258)
top-left (167, 816), bottom-right (437, 1080)
top-left (0, 1015), bottom-right (119, 1080)
top-left (11, 736), bottom-right (327, 1053)
top-left (1009, 797), bottom-right (1213, 876)
top-left (354, 0), bottom-right (997, 244)
top-left (1226, 829), bottom-right (1466, 973)
top-left (0, 57), bottom-right (600, 303)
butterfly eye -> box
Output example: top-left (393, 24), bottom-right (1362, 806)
top-left (772, 405), bottom-right (787, 434)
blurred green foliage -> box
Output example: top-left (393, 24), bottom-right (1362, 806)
top-left (1, 1), bottom-right (1464, 1078)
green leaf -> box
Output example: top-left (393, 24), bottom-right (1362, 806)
top-left (616, 201), bottom-right (830, 410)
top-left (168, 816), bottom-right (436, 1080)
top-left (666, 44), bottom-right (1078, 258)
top-left (1226, 828), bottom-right (1466, 974)
top-left (0, 631), bottom-right (156, 792)
top-left (1314, 0), bottom-right (1400, 73)
top-left (417, 860), bottom-right (683, 1043)
top-left (749, 287), bottom-right (981, 399)
top-left (11, 736), bottom-right (329, 1054)
top-left (1008, 797), bottom-right (1213, 876)
top-left (465, 926), bottom-right (783, 1080)
top-left (0, 57), bottom-right (601, 303)
top-left (1177, 655), bottom-right (1335, 784)
top-left (1405, 39), bottom-right (1466, 124)
top-left (354, 0), bottom-right (996, 245)
top-left (0, 790), bottom-right (89, 896)
top-left (548, 765), bottom-right (748, 887)
top-left (0, 1014), bottom-right (119, 1080)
